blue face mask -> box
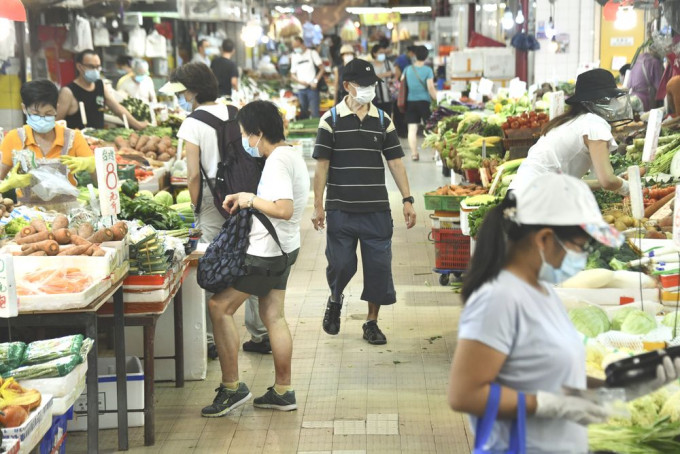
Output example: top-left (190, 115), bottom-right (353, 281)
top-left (134, 75), bottom-right (146, 83)
top-left (178, 93), bottom-right (193, 112)
top-left (26, 113), bottom-right (56, 134)
top-left (83, 69), bottom-right (100, 83)
top-left (538, 238), bottom-right (588, 284)
top-left (117, 68), bottom-right (128, 75)
top-left (294, 48), bottom-right (303, 54)
top-left (242, 135), bottom-right (261, 157)
top-left (377, 54), bottom-right (386, 62)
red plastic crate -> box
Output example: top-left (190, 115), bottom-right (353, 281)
top-left (432, 228), bottom-right (470, 270)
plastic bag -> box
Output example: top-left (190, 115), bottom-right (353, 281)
top-left (3, 354), bottom-right (82, 380)
top-left (17, 268), bottom-right (94, 297)
top-left (22, 335), bottom-right (84, 366)
top-left (0, 342), bottom-right (27, 373)
top-left (29, 166), bottom-right (79, 201)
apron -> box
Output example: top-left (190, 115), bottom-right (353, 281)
top-left (15, 127), bottom-right (81, 213)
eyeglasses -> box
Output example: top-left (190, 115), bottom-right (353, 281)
top-left (555, 236), bottom-right (595, 255)
top-left (80, 64), bottom-right (102, 71)
top-left (26, 111), bottom-right (56, 119)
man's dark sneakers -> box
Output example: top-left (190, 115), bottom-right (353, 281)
top-left (363, 320), bottom-right (387, 345)
top-left (253, 386), bottom-right (297, 411)
top-left (201, 383), bottom-right (252, 417)
top-left (323, 297), bottom-right (342, 335)
top-left (243, 338), bottom-right (272, 354)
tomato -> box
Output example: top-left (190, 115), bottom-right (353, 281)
top-left (530, 121), bottom-right (540, 128)
top-left (502, 122), bottom-right (510, 130)
top-left (511, 121), bottom-right (520, 129)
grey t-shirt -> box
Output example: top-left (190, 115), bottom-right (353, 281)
top-left (458, 270), bottom-right (587, 454)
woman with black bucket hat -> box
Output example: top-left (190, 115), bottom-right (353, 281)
top-left (510, 69), bottom-right (634, 195)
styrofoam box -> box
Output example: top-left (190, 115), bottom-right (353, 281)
top-left (19, 362), bottom-right (87, 398)
top-left (124, 265), bottom-right (207, 381)
top-left (2, 245), bottom-right (116, 280)
top-left (1, 439), bottom-right (19, 454)
top-left (449, 51), bottom-right (483, 77)
top-left (101, 237), bottom-right (129, 270)
top-left (52, 375), bottom-right (85, 416)
top-left (2, 394), bottom-right (53, 442)
top-left (483, 49), bottom-right (516, 79)
top-left (554, 287), bottom-right (660, 306)
top-left (67, 356), bottom-right (144, 431)
top-left (139, 167), bottom-right (167, 194)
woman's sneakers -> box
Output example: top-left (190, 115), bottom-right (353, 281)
top-left (201, 382), bottom-right (252, 417)
top-left (253, 386), bottom-right (297, 411)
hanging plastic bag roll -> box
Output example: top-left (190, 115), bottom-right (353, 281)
top-left (29, 166), bottom-right (79, 201)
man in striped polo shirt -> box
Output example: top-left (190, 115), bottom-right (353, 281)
top-left (311, 59), bottom-right (416, 345)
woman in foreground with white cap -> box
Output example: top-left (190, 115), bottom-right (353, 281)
top-left (448, 173), bottom-right (680, 453)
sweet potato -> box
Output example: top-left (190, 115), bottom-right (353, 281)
top-left (21, 240), bottom-right (59, 256)
top-left (87, 228), bottom-right (114, 244)
top-left (57, 244), bottom-right (91, 256)
top-left (77, 223), bottom-right (94, 239)
top-left (111, 222), bottom-right (128, 241)
top-left (166, 147), bottom-right (177, 157)
top-left (16, 231), bottom-right (54, 245)
top-left (145, 152), bottom-right (157, 160)
top-left (114, 136), bottom-right (129, 150)
top-left (156, 143), bottom-right (169, 155)
top-left (70, 235), bottom-right (92, 247)
top-left (135, 135), bottom-right (150, 151)
top-left (52, 214), bottom-right (69, 230)
top-left (129, 132), bottom-right (140, 148)
top-left (30, 218), bottom-right (47, 233)
top-left (157, 153), bottom-right (171, 162)
top-left (68, 228), bottom-right (79, 238)
top-left (52, 228), bottom-right (71, 245)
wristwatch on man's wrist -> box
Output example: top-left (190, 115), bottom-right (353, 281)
top-left (402, 196), bottom-right (415, 205)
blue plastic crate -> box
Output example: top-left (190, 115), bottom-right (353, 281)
top-left (39, 405), bottom-right (73, 454)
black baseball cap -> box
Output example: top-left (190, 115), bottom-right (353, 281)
top-left (342, 58), bottom-right (382, 86)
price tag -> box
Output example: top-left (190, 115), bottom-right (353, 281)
top-left (95, 147), bottom-right (121, 217)
top-left (79, 101), bottom-right (88, 127)
top-left (122, 114), bottom-right (129, 130)
top-left (628, 165), bottom-right (645, 220)
top-left (508, 78), bottom-right (527, 99)
top-left (642, 108), bottom-right (664, 163)
top-left (478, 77), bottom-right (494, 96)
top-left (149, 105), bottom-right (157, 126)
top-left (0, 254), bottom-right (18, 318)
top-left (548, 91), bottom-right (565, 120)
top-left (177, 139), bottom-right (184, 159)
top-left (674, 185), bottom-right (680, 248)
top-left (480, 167), bottom-right (490, 187)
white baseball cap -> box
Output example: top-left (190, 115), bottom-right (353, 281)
top-left (513, 173), bottom-right (624, 248)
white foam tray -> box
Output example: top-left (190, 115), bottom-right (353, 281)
top-left (52, 375), bottom-right (85, 416)
top-left (555, 287), bottom-right (660, 306)
top-left (18, 278), bottom-right (112, 312)
top-left (19, 362), bottom-right (87, 398)
top-left (1, 394), bottom-right (53, 443)
top-left (2, 245), bottom-right (116, 281)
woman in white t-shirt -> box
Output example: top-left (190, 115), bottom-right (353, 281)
top-left (449, 173), bottom-right (680, 454)
top-left (200, 100), bottom-right (309, 417)
top-left (510, 69), bottom-right (632, 195)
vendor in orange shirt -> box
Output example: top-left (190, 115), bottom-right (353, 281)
top-left (0, 80), bottom-right (95, 202)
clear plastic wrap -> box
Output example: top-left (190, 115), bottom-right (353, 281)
top-left (3, 354), bottom-right (82, 380)
top-left (22, 335), bottom-right (84, 366)
top-left (17, 268), bottom-right (94, 297)
top-left (0, 342), bottom-right (26, 374)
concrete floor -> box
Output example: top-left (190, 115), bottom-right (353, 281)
top-left (69, 138), bottom-right (473, 453)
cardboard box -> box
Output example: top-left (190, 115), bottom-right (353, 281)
top-left (449, 51), bottom-right (483, 77)
top-left (67, 356), bottom-right (144, 431)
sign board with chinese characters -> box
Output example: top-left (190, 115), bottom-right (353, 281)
top-left (548, 91), bottom-right (565, 120)
top-left (642, 108), bottom-right (664, 163)
top-left (0, 254), bottom-right (18, 318)
top-left (94, 147), bottom-right (120, 217)
top-left (674, 185), bottom-right (680, 248)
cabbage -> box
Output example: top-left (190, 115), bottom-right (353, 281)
top-left (153, 190), bottom-right (174, 207)
top-left (138, 190), bottom-right (154, 199)
top-left (176, 190), bottom-right (191, 204)
top-left (620, 310), bottom-right (656, 335)
top-left (662, 312), bottom-right (680, 329)
top-left (611, 307), bottom-right (637, 331)
top-left (568, 306), bottom-right (610, 338)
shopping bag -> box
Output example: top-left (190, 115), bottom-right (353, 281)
top-left (473, 383), bottom-right (526, 454)
top-left (397, 75), bottom-right (408, 114)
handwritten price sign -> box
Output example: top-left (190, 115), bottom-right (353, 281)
top-left (94, 147), bottom-right (120, 217)
top-left (0, 254), bottom-right (18, 318)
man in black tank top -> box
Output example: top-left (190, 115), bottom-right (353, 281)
top-left (57, 49), bottom-right (149, 131)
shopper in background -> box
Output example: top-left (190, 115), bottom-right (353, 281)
top-left (393, 45), bottom-right (416, 82)
top-left (333, 44), bottom-right (355, 105)
top-left (625, 49), bottom-right (663, 111)
top-left (57, 49), bottom-right (148, 131)
top-left (328, 35), bottom-right (342, 68)
top-left (404, 45), bottom-right (436, 161)
top-left (211, 39), bottom-right (240, 98)
top-left (370, 44), bottom-right (394, 115)
top-left (391, 45), bottom-right (416, 139)
top-left (114, 55), bottom-right (133, 89)
top-left (192, 39), bottom-right (211, 66)
top-left (202, 100), bottom-right (309, 416)
top-left (0, 79), bottom-right (94, 193)
top-left (162, 63), bottom-right (271, 358)
top-left (449, 173), bottom-right (680, 453)
top-left (618, 63), bottom-right (630, 86)
top-left (510, 69), bottom-right (632, 195)
top-left (117, 59), bottom-right (157, 104)
top-left (312, 59), bottom-right (416, 345)
top-left (290, 36), bottom-right (325, 119)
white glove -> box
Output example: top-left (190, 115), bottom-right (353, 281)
top-left (535, 391), bottom-right (610, 426)
top-left (617, 178), bottom-right (630, 196)
top-left (625, 356), bottom-right (680, 401)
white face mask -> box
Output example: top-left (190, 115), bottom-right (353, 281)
top-left (343, 54), bottom-right (354, 64)
top-left (350, 83), bottom-right (377, 105)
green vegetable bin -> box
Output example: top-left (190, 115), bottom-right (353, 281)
top-left (423, 193), bottom-right (465, 211)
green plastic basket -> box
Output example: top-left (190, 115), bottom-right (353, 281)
top-left (423, 193), bottom-right (465, 211)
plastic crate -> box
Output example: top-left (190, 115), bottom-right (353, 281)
top-left (432, 228), bottom-right (470, 270)
top-left (39, 405), bottom-right (73, 454)
top-left (423, 193), bottom-right (465, 211)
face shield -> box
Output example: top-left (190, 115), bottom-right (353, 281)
top-left (582, 94), bottom-right (633, 125)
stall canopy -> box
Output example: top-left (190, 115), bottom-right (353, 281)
top-left (0, 0), bottom-right (27, 22)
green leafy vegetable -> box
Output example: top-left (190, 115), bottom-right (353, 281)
top-left (119, 194), bottom-right (185, 231)
top-left (620, 310), bottom-right (656, 335)
top-left (568, 306), bottom-right (610, 338)
top-left (4, 217), bottom-right (29, 236)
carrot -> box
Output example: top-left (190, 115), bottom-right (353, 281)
top-left (57, 245), bottom-right (91, 256)
top-left (645, 192), bottom-right (675, 218)
top-left (114, 136), bottom-right (129, 150)
top-left (51, 214), bottom-right (69, 230)
top-left (77, 223), bottom-right (94, 239)
top-left (30, 218), bottom-right (47, 233)
top-left (68, 228), bottom-right (79, 238)
top-left (91, 247), bottom-right (106, 257)
top-left (52, 228), bottom-right (71, 245)
top-left (20, 226), bottom-right (36, 238)
top-left (84, 244), bottom-right (97, 256)
top-left (111, 222), bottom-right (128, 241)
top-left (28, 251), bottom-right (47, 256)
top-left (128, 132), bottom-right (140, 148)
top-left (16, 231), bottom-right (54, 245)
top-left (87, 228), bottom-right (114, 244)
top-left (70, 235), bottom-right (92, 247)
top-left (21, 240), bottom-right (59, 256)
top-left (135, 135), bottom-right (150, 151)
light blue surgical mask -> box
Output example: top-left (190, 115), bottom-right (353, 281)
top-left (83, 69), bottom-right (100, 83)
top-left (538, 238), bottom-right (588, 284)
top-left (134, 75), bottom-right (146, 83)
top-left (117, 68), bottom-right (128, 75)
top-left (294, 48), bottom-right (303, 54)
top-left (26, 113), bottom-right (56, 134)
top-left (241, 135), bottom-right (261, 157)
top-left (178, 93), bottom-right (193, 112)
top-left (377, 54), bottom-right (386, 62)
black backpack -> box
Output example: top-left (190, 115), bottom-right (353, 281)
top-left (189, 105), bottom-right (265, 219)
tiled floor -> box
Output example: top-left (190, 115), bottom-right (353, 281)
top-left (69, 139), bottom-right (474, 453)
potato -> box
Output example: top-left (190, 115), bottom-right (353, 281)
top-left (620, 216), bottom-right (635, 227)
top-left (614, 220), bottom-right (628, 232)
top-left (145, 152), bottom-right (157, 159)
top-left (603, 215), bottom-right (615, 224)
top-left (157, 153), bottom-right (171, 162)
